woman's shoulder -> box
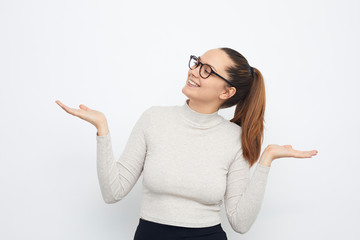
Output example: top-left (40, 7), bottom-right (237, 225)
top-left (221, 119), bottom-right (241, 133)
top-left (144, 104), bottom-right (174, 113)
top-left (141, 104), bottom-right (177, 119)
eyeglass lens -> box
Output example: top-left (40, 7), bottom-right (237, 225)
top-left (189, 56), bottom-right (212, 79)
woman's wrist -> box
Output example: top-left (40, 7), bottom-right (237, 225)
top-left (97, 128), bottom-right (109, 136)
top-left (96, 121), bottom-right (109, 136)
top-left (259, 148), bottom-right (274, 167)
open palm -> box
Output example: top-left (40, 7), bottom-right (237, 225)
top-left (266, 144), bottom-right (318, 161)
top-left (55, 100), bottom-right (107, 128)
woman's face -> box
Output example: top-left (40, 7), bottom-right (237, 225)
top-left (182, 48), bottom-right (235, 104)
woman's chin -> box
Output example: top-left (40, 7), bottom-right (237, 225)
top-left (182, 86), bottom-right (192, 97)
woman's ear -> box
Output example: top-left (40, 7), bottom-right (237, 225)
top-left (220, 86), bottom-right (236, 100)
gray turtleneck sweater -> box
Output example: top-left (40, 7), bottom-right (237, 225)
top-left (96, 99), bottom-right (271, 233)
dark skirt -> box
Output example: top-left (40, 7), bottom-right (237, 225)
top-left (133, 218), bottom-right (228, 240)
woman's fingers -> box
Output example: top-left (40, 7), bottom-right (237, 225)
top-left (55, 100), bottom-right (106, 128)
top-left (56, 100), bottom-right (81, 117)
top-left (267, 144), bottom-right (318, 160)
top-left (55, 100), bottom-right (72, 114)
top-left (292, 149), bottom-right (318, 158)
top-left (56, 100), bottom-right (89, 121)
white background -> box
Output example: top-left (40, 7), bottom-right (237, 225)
top-left (1, 0), bottom-right (359, 239)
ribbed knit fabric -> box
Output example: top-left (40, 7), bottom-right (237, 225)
top-left (96, 99), bottom-right (271, 233)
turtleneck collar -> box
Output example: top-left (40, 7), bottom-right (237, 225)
top-left (177, 99), bottom-right (225, 129)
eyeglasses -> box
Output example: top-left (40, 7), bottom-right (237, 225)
top-left (188, 55), bottom-right (236, 88)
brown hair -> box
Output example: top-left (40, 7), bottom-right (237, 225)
top-left (219, 47), bottom-right (266, 168)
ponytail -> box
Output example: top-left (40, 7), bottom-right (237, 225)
top-left (230, 67), bottom-right (266, 168)
top-left (219, 48), bottom-right (266, 168)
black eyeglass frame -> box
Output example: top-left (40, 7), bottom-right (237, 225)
top-left (188, 55), bottom-right (236, 88)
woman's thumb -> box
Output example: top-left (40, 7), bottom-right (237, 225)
top-left (79, 104), bottom-right (89, 111)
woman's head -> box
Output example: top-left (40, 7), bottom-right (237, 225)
top-left (182, 47), bottom-right (266, 168)
top-left (182, 48), bottom-right (237, 107)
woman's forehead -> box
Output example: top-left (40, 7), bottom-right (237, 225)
top-left (200, 49), bottom-right (232, 73)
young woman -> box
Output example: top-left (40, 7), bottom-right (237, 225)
top-left (56, 47), bottom-right (318, 240)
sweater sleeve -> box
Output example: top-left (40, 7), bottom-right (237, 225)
top-left (224, 148), bottom-right (271, 234)
top-left (96, 108), bottom-right (151, 204)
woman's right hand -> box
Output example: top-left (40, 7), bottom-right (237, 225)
top-left (55, 100), bottom-right (108, 130)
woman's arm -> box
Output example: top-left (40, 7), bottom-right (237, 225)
top-left (224, 144), bottom-right (318, 234)
top-left (96, 108), bottom-right (151, 204)
top-left (224, 148), bottom-right (271, 234)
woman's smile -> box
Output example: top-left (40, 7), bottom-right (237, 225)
top-left (187, 78), bottom-right (200, 87)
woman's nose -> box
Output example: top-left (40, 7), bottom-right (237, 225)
top-left (190, 67), bottom-right (200, 79)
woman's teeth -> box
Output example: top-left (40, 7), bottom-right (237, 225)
top-left (188, 78), bottom-right (200, 87)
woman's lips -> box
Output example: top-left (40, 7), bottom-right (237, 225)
top-left (187, 78), bottom-right (200, 87)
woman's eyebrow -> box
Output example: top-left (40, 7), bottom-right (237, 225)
top-left (198, 57), bottom-right (217, 72)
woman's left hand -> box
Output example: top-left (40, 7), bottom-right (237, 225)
top-left (260, 144), bottom-right (318, 167)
